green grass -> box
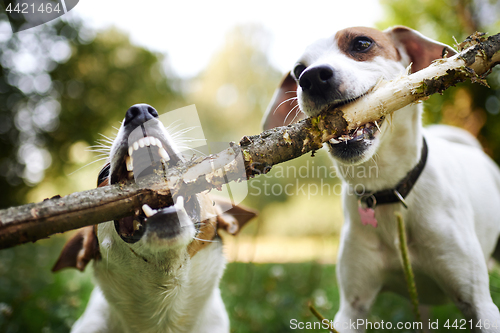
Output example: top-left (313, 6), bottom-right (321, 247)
top-left (0, 237), bottom-right (94, 333)
top-left (2, 238), bottom-right (500, 332)
top-left (223, 263), bottom-right (500, 333)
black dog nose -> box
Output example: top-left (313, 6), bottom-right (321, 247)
top-left (124, 104), bottom-right (159, 127)
top-left (299, 65), bottom-right (335, 96)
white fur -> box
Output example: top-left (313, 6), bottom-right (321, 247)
top-left (68, 110), bottom-right (230, 333)
top-left (294, 27), bottom-right (500, 332)
top-left (72, 229), bottom-right (228, 333)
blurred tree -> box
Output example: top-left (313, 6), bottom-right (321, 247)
top-left (187, 24), bottom-right (282, 143)
top-left (378, 0), bottom-right (500, 160)
top-left (0, 8), bottom-right (182, 208)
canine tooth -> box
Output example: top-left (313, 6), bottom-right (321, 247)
top-left (142, 204), bottom-right (157, 217)
top-left (159, 147), bottom-right (170, 161)
top-left (156, 138), bottom-right (162, 148)
top-left (144, 137), bottom-right (151, 146)
top-left (126, 156), bottom-right (134, 171)
top-left (374, 120), bottom-right (381, 132)
top-left (356, 129), bottom-right (363, 137)
top-left (128, 146), bottom-right (134, 156)
top-left (138, 138), bottom-right (145, 148)
top-left (175, 196), bottom-right (184, 210)
top-left (133, 141), bottom-right (139, 150)
top-left (330, 138), bottom-right (341, 144)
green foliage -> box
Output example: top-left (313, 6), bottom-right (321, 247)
top-left (0, 236), bottom-right (94, 333)
top-left (0, 14), bottom-right (182, 208)
top-left (224, 264), bottom-right (500, 333)
top-left (378, 0), bottom-right (500, 162)
top-left (187, 24), bottom-right (282, 144)
top-left (222, 262), bottom-right (338, 333)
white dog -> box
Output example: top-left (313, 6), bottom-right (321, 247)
top-left (263, 26), bottom-right (500, 332)
top-left (53, 104), bottom-right (256, 333)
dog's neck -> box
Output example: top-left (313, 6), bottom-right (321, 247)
top-left (332, 103), bottom-right (423, 193)
top-left (94, 224), bottom-right (225, 333)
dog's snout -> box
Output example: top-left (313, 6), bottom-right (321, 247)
top-left (124, 104), bottom-right (159, 127)
top-left (299, 65), bottom-right (335, 95)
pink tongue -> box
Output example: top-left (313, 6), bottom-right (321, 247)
top-left (358, 207), bottom-right (378, 227)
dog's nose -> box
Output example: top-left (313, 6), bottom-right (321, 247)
top-left (299, 65), bottom-right (335, 96)
top-left (124, 104), bottom-right (159, 127)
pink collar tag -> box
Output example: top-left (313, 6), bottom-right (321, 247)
top-left (358, 206), bottom-right (378, 227)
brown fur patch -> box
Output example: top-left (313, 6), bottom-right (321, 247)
top-left (335, 27), bottom-right (401, 62)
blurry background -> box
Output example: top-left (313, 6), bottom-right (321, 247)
top-left (1, 0), bottom-right (500, 332)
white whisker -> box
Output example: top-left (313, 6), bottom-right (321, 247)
top-left (283, 103), bottom-right (300, 125)
top-left (274, 96), bottom-right (298, 115)
top-left (288, 104), bottom-right (303, 125)
top-left (67, 159), bottom-right (108, 176)
top-left (192, 237), bottom-right (219, 243)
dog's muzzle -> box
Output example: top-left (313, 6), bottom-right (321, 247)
top-left (106, 104), bottom-right (201, 244)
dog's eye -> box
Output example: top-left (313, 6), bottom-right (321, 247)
top-left (352, 37), bottom-right (374, 52)
top-left (293, 64), bottom-right (306, 79)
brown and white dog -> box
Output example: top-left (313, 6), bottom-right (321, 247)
top-left (264, 26), bottom-right (500, 332)
top-left (53, 104), bottom-right (256, 333)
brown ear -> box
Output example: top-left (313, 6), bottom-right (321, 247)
top-left (386, 26), bottom-right (457, 73)
top-left (214, 197), bottom-right (257, 235)
top-left (262, 72), bottom-right (304, 130)
top-left (52, 225), bottom-right (100, 272)
top-left (97, 162), bottom-right (110, 187)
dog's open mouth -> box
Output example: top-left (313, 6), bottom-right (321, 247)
top-left (109, 134), bottom-right (200, 244)
top-left (114, 196), bottom-right (200, 244)
top-left (329, 117), bottom-right (385, 145)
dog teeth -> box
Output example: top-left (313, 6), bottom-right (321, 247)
top-left (128, 137), bottom-right (168, 165)
top-left (126, 156), bottom-right (134, 171)
top-left (142, 204), bottom-right (157, 217)
top-left (330, 138), bottom-right (341, 144)
top-left (175, 196), bottom-right (184, 210)
top-left (159, 147), bottom-right (170, 161)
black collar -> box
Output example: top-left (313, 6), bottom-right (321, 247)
top-left (358, 138), bottom-right (428, 209)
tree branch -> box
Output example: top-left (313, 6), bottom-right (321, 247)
top-left (1, 32), bottom-right (499, 250)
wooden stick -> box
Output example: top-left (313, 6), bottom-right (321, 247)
top-left (309, 302), bottom-right (340, 333)
top-left (395, 212), bottom-right (422, 330)
top-left (1, 32), bottom-right (500, 250)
